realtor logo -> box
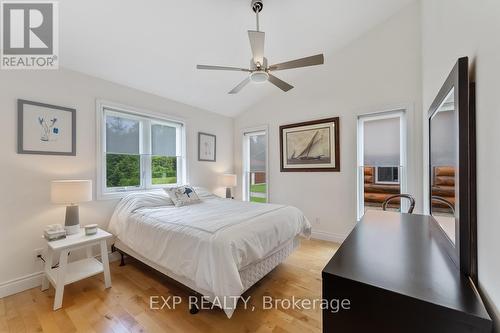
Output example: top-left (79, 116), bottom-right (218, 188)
top-left (1, 1), bottom-right (59, 69)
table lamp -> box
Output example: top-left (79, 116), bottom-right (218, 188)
top-left (51, 180), bottom-right (92, 235)
top-left (220, 174), bottom-right (237, 199)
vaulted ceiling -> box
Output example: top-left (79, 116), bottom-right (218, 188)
top-left (60, 0), bottom-right (415, 117)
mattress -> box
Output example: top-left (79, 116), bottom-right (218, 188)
top-left (240, 237), bottom-right (299, 291)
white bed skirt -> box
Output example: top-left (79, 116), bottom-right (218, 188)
top-left (114, 236), bottom-right (300, 299)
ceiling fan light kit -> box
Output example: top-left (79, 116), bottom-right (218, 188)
top-left (250, 71), bottom-right (269, 83)
top-left (196, 0), bottom-right (325, 94)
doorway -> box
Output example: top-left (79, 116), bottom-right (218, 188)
top-left (242, 128), bottom-right (268, 203)
top-left (357, 110), bottom-right (407, 220)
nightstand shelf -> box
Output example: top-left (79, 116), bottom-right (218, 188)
top-left (41, 228), bottom-right (112, 310)
top-left (46, 257), bottom-right (104, 286)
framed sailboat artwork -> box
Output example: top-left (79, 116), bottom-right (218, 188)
top-left (279, 117), bottom-right (340, 172)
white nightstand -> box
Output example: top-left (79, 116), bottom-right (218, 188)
top-left (41, 228), bottom-right (112, 310)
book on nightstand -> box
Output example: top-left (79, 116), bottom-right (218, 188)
top-left (43, 224), bottom-right (67, 241)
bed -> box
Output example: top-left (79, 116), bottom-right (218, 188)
top-left (108, 188), bottom-right (311, 318)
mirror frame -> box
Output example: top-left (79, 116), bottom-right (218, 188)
top-left (428, 57), bottom-right (477, 282)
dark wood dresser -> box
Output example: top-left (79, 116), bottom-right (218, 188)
top-left (322, 210), bottom-right (492, 332)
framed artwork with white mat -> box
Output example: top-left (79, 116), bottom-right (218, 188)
top-left (17, 99), bottom-right (76, 155)
top-left (279, 117), bottom-right (340, 172)
top-left (198, 132), bottom-right (216, 162)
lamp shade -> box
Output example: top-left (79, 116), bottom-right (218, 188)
top-left (220, 174), bottom-right (237, 187)
top-left (51, 180), bottom-right (92, 204)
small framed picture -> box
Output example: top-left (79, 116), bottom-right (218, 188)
top-left (18, 99), bottom-right (76, 155)
top-left (198, 132), bottom-right (216, 162)
top-left (280, 117), bottom-right (340, 172)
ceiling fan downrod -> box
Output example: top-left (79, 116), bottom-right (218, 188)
top-left (251, 0), bottom-right (263, 31)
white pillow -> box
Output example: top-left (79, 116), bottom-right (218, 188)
top-left (193, 186), bottom-right (217, 199)
top-left (163, 185), bottom-right (200, 207)
top-left (121, 191), bottom-right (173, 208)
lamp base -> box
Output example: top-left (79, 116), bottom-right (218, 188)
top-left (65, 224), bottom-right (80, 235)
top-left (65, 205), bottom-right (80, 235)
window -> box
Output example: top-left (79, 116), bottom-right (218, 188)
top-left (97, 102), bottom-right (185, 199)
top-left (242, 128), bottom-right (268, 203)
top-left (375, 166), bottom-right (400, 184)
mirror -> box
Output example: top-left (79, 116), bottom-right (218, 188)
top-left (427, 57), bottom-right (477, 281)
top-left (429, 88), bottom-right (457, 243)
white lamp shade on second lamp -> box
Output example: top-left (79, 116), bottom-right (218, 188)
top-left (220, 174), bottom-right (237, 188)
top-left (51, 180), bottom-right (92, 204)
top-left (220, 174), bottom-right (237, 199)
top-left (51, 180), bottom-right (92, 235)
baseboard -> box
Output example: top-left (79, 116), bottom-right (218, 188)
top-left (0, 271), bottom-right (43, 298)
top-left (310, 230), bottom-right (347, 244)
top-left (0, 251), bottom-right (120, 299)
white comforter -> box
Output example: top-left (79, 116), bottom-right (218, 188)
top-left (108, 190), bottom-right (311, 318)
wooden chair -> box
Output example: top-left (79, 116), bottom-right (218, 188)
top-left (382, 194), bottom-right (416, 214)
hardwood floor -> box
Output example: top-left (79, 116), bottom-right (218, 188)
top-left (0, 239), bottom-right (339, 333)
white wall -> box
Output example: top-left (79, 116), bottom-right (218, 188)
top-left (421, 0), bottom-right (500, 327)
top-left (0, 69), bottom-right (233, 292)
top-left (234, 2), bottom-right (422, 242)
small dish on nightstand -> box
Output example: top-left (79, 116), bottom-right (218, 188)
top-left (84, 224), bottom-right (98, 235)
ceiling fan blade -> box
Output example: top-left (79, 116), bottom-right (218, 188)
top-left (268, 54), bottom-right (324, 71)
top-left (268, 74), bottom-right (293, 92)
top-left (228, 77), bottom-right (251, 94)
top-left (248, 30), bottom-right (265, 66)
top-left (197, 64), bottom-right (250, 72)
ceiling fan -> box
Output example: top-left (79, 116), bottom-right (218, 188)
top-left (196, 0), bottom-right (325, 94)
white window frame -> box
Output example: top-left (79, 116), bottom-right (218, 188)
top-left (96, 100), bottom-right (186, 200)
top-left (242, 125), bottom-right (269, 203)
top-left (356, 109), bottom-right (408, 220)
